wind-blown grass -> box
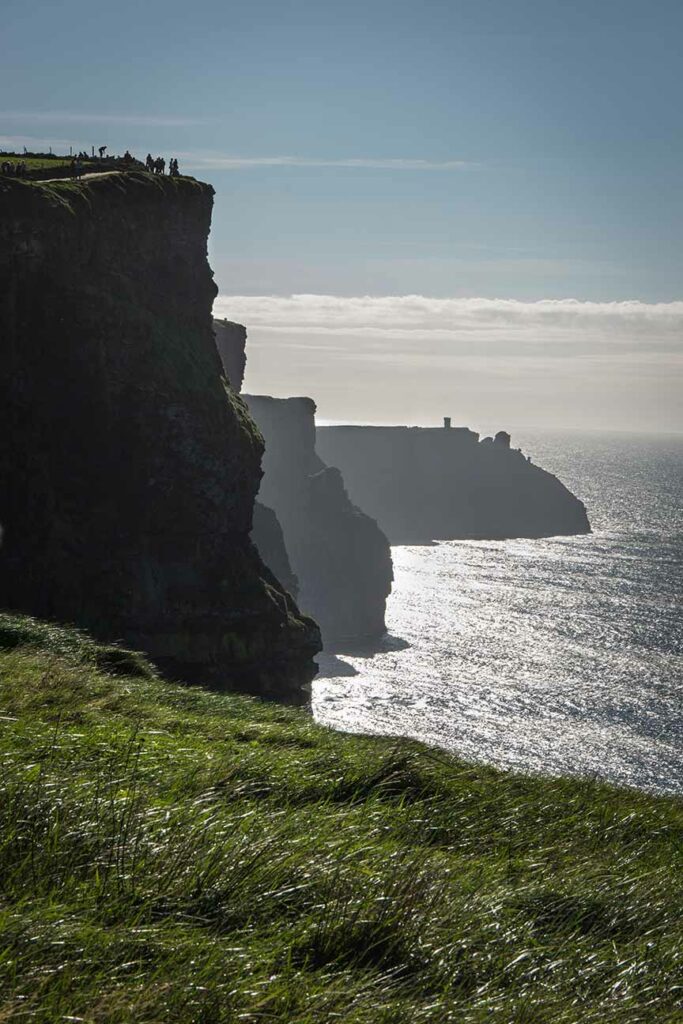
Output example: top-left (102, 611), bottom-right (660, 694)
top-left (0, 154), bottom-right (76, 171)
top-left (0, 614), bottom-right (681, 1022)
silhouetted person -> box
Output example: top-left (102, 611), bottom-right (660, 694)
top-left (98, 145), bottom-right (107, 159)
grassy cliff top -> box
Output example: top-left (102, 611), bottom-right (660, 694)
top-left (0, 154), bottom-right (75, 171)
top-left (0, 614), bottom-right (681, 1023)
top-left (0, 170), bottom-right (213, 218)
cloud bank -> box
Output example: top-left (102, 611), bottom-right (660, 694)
top-left (182, 155), bottom-right (469, 172)
top-left (214, 294), bottom-right (683, 348)
top-left (213, 294), bottom-right (682, 432)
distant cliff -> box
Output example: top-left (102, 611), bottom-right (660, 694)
top-left (214, 319), bottom-right (247, 392)
top-left (316, 425), bottom-right (590, 543)
top-left (0, 172), bottom-right (320, 699)
top-left (244, 396), bottom-right (393, 644)
top-left (251, 501), bottom-right (299, 600)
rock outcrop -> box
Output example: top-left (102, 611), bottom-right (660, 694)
top-left (316, 425), bottom-right (590, 543)
top-left (252, 502), bottom-right (299, 600)
top-left (213, 319), bottom-right (247, 392)
top-left (0, 172), bottom-right (320, 699)
top-left (244, 396), bottom-right (393, 645)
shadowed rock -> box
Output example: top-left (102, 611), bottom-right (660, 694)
top-left (244, 396), bottom-right (393, 645)
top-left (0, 173), bottom-right (320, 700)
top-left (214, 319), bottom-right (247, 392)
top-left (252, 502), bottom-right (299, 599)
top-left (316, 424), bottom-right (590, 543)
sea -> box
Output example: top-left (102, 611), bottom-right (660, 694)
top-left (313, 431), bottom-right (683, 796)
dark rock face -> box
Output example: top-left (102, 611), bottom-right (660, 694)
top-left (0, 173), bottom-right (320, 699)
top-left (316, 425), bottom-right (590, 543)
top-left (214, 319), bottom-right (247, 392)
top-left (252, 502), bottom-right (299, 600)
top-left (244, 396), bottom-right (393, 645)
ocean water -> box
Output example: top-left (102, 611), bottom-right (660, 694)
top-left (313, 431), bottom-right (683, 796)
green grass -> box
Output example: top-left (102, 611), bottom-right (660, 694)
top-left (0, 614), bottom-right (681, 1022)
top-left (0, 154), bottom-right (94, 171)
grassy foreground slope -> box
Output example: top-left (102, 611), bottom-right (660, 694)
top-left (0, 616), bottom-right (681, 1023)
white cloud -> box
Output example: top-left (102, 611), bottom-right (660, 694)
top-left (181, 154), bottom-right (469, 171)
top-left (214, 295), bottom-right (683, 431)
top-left (214, 294), bottom-right (683, 350)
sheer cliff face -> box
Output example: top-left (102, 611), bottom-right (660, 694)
top-left (252, 502), bottom-right (299, 600)
top-left (316, 426), bottom-right (591, 543)
top-left (213, 319), bottom-right (247, 392)
top-left (0, 173), bottom-right (320, 699)
top-left (244, 396), bottom-right (393, 645)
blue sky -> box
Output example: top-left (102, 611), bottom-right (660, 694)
top-left (3, 0), bottom-right (682, 429)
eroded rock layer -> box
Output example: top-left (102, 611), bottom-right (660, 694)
top-left (0, 173), bottom-right (320, 699)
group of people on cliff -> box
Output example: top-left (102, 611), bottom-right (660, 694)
top-left (1, 159), bottom-right (29, 177)
top-left (1, 150), bottom-right (182, 182)
top-left (145, 154), bottom-right (180, 176)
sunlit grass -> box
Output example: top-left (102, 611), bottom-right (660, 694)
top-left (0, 154), bottom-right (88, 171)
top-left (0, 613), bottom-right (681, 1022)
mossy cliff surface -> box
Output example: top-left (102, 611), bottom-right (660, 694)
top-left (0, 172), bottom-right (320, 698)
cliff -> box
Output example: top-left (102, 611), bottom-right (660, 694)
top-left (213, 318), bottom-right (247, 391)
top-left (316, 425), bottom-right (590, 543)
top-left (0, 172), bottom-right (320, 699)
top-left (244, 396), bottom-right (393, 644)
top-left (251, 501), bottom-right (299, 599)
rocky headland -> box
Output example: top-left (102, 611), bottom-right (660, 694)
top-left (213, 318), bottom-right (247, 391)
top-left (244, 396), bottom-right (394, 645)
top-left (0, 166), bottom-right (676, 1024)
top-left (316, 424), bottom-right (590, 543)
top-left (212, 320), bottom-right (393, 645)
top-left (0, 172), bottom-right (320, 699)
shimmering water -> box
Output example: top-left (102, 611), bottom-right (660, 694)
top-left (313, 432), bottom-right (683, 795)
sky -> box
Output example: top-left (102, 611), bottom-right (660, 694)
top-left (3, 0), bottom-right (682, 432)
